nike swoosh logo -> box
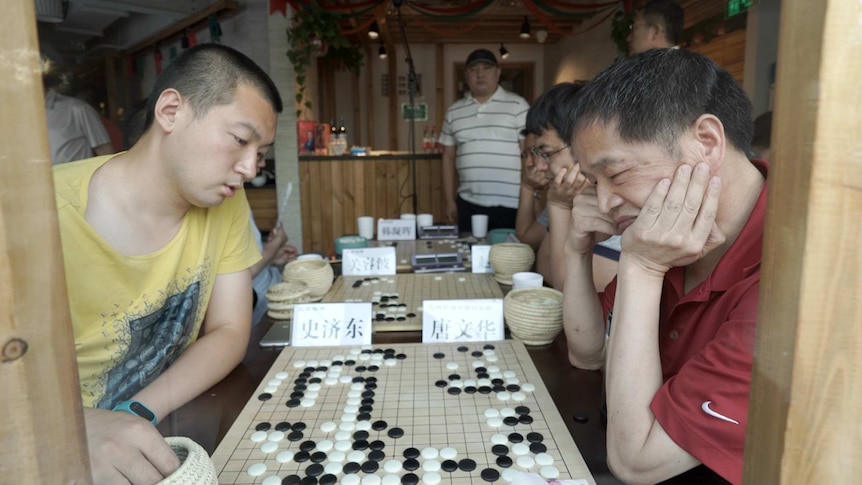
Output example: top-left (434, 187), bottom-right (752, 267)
top-left (701, 401), bottom-right (739, 424)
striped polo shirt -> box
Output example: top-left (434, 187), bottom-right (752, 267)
top-left (439, 86), bottom-right (528, 209)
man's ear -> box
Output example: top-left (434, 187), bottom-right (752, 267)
top-left (691, 114), bottom-right (726, 171)
top-left (153, 89), bottom-right (182, 134)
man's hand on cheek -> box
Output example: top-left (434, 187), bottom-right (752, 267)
top-left (621, 162), bottom-right (725, 275)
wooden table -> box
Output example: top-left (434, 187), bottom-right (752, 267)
top-left (157, 322), bottom-right (611, 478)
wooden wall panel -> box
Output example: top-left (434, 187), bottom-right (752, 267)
top-left (247, 188), bottom-right (278, 232)
top-left (300, 156), bottom-right (444, 255)
top-left (688, 29), bottom-right (747, 84)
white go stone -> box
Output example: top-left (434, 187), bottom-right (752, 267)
top-left (316, 439), bottom-right (334, 452)
top-left (439, 447), bottom-right (458, 460)
top-left (328, 450), bottom-right (346, 462)
top-left (325, 377), bottom-right (339, 386)
top-left (344, 404), bottom-right (359, 413)
top-left (262, 476), bottom-right (282, 485)
top-left (292, 360), bottom-right (306, 368)
top-left (500, 407), bottom-right (516, 417)
top-left (351, 383), bottom-right (365, 391)
top-left (359, 353), bottom-right (371, 361)
top-left (487, 417), bottom-right (503, 427)
top-left (497, 391), bottom-right (512, 401)
top-left (305, 391), bottom-right (319, 400)
top-left (347, 390), bottom-right (362, 398)
top-left (501, 468), bottom-right (517, 482)
top-left (506, 377), bottom-right (521, 385)
top-left (321, 359), bottom-right (332, 366)
top-left (512, 443), bottom-right (530, 455)
top-left (478, 378), bottom-right (492, 387)
top-left (334, 440), bottom-right (352, 451)
top-left (472, 361), bottom-right (484, 368)
top-left (335, 430), bottom-right (351, 441)
top-left (490, 433), bottom-right (508, 445)
top-left (503, 370), bottom-right (517, 378)
top-left (540, 465), bottom-right (560, 479)
top-left (339, 421), bottom-right (355, 431)
top-left (450, 380), bottom-right (464, 388)
top-left (350, 348), bottom-right (362, 355)
top-left (521, 383), bottom-right (536, 392)
top-left (516, 455), bottom-right (536, 469)
top-left (484, 408), bottom-right (500, 418)
top-left (342, 475), bottom-right (361, 485)
top-left (300, 398), bottom-right (316, 407)
top-left (347, 450), bottom-right (366, 462)
top-left (382, 474), bottom-right (401, 485)
top-left (267, 379), bottom-right (282, 387)
top-left (464, 379), bottom-right (477, 387)
top-left (324, 462), bottom-right (343, 475)
top-left (263, 386), bottom-right (278, 393)
top-left (340, 375), bottom-right (354, 383)
top-left (421, 447), bottom-right (439, 460)
top-left (346, 397), bottom-right (361, 406)
top-left (422, 460), bottom-right (441, 472)
top-left (308, 383), bottom-right (322, 391)
top-left (320, 421), bottom-right (337, 433)
top-left (512, 392), bottom-right (527, 402)
top-left (260, 442), bottom-right (278, 454)
top-left (383, 459), bottom-right (403, 473)
top-left (489, 372), bottom-right (503, 380)
top-left (361, 475), bottom-right (381, 485)
top-left (535, 453), bottom-right (554, 466)
top-left (422, 471), bottom-right (442, 485)
top-left (385, 359), bottom-right (397, 366)
top-left (247, 463), bottom-right (266, 477)
top-left (487, 355), bottom-right (499, 362)
top-left (250, 431), bottom-right (268, 442)
top-left (275, 371), bottom-right (289, 379)
top-left (355, 420), bottom-right (372, 431)
top-left (446, 362), bottom-right (459, 370)
top-left (306, 360), bottom-right (319, 367)
top-left (276, 450), bottom-right (295, 463)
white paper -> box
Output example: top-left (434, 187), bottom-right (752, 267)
top-left (377, 219), bottom-right (416, 241)
top-left (471, 245), bottom-right (493, 274)
top-left (291, 303), bottom-right (372, 347)
top-left (342, 247), bottom-right (397, 275)
top-left (421, 299), bottom-right (504, 343)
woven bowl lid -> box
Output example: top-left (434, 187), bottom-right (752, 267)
top-left (157, 437), bottom-right (218, 485)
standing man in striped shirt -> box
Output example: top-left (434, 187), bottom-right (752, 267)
top-left (439, 49), bottom-right (530, 233)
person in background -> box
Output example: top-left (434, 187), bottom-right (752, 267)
top-left (562, 49), bottom-right (764, 485)
top-left (249, 218), bottom-right (297, 326)
top-left (521, 82), bottom-right (618, 291)
top-left (514, 132), bottom-right (550, 249)
top-left (627, 0), bottom-right (684, 55)
top-left (76, 84), bottom-right (125, 152)
top-left (750, 111), bottom-right (773, 160)
top-left (439, 48), bottom-right (529, 233)
top-left (43, 60), bottom-right (114, 164)
top-left (54, 43), bottom-right (282, 484)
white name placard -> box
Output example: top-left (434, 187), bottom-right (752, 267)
top-left (471, 245), bottom-right (493, 274)
top-left (342, 247), bottom-right (397, 275)
top-left (291, 302), bottom-right (373, 347)
top-left (421, 299), bottom-right (504, 343)
top-left (377, 219), bottom-right (416, 241)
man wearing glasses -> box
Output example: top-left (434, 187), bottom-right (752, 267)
top-left (439, 49), bottom-right (529, 233)
top-left (628, 0), bottom-right (684, 55)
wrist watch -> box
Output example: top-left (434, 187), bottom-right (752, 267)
top-left (112, 400), bottom-right (158, 425)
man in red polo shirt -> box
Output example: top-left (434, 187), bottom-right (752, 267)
top-left (561, 49), bottom-right (765, 485)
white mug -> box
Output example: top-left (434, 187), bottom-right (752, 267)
top-left (357, 216), bottom-right (375, 240)
top-left (512, 272), bottom-right (543, 289)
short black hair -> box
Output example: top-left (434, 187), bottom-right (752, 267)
top-left (567, 49), bottom-right (753, 156)
top-left (143, 43), bottom-right (283, 131)
top-left (525, 81), bottom-right (587, 141)
top-left (642, 0), bottom-right (684, 46)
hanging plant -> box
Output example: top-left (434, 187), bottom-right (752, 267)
top-left (286, 4), bottom-right (364, 119)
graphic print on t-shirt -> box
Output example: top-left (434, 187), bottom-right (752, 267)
top-left (96, 281), bottom-right (201, 409)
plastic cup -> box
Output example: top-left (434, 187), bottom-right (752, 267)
top-left (512, 272), bottom-right (544, 289)
top-left (417, 213), bottom-right (434, 228)
top-left (471, 214), bottom-right (489, 238)
top-left (357, 216), bottom-right (375, 240)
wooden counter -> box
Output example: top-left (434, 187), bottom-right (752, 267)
top-left (299, 153), bottom-right (444, 256)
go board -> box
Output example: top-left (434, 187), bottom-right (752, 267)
top-left (369, 240), bottom-right (474, 273)
top-left (321, 274), bottom-right (504, 332)
top-left (212, 340), bottom-right (595, 485)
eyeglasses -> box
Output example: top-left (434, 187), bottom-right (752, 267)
top-left (531, 145), bottom-right (570, 160)
top-left (629, 22), bottom-right (648, 31)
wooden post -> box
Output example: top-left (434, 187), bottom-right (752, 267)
top-left (0, 0), bottom-right (91, 482)
top-left (744, 0), bottom-right (862, 483)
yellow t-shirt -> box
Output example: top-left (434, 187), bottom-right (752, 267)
top-left (54, 156), bottom-right (261, 409)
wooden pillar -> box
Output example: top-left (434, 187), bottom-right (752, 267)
top-left (435, 43), bottom-right (445, 126)
top-left (744, 0), bottom-right (862, 483)
top-left (1, 0), bottom-right (91, 482)
top-left (387, 41), bottom-right (398, 150)
top-left (365, 44), bottom-right (375, 148)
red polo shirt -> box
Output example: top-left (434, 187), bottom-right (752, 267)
top-left (600, 159), bottom-right (768, 485)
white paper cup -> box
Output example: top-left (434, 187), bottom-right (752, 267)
top-left (297, 253), bottom-right (324, 261)
top-left (512, 272), bottom-right (544, 289)
top-left (471, 214), bottom-right (489, 238)
top-left (400, 213), bottom-right (416, 220)
top-left (357, 216), bottom-right (375, 240)
top-left (416, 213), bottom-right (433, 228)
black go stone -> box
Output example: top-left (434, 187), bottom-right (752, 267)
top-left (352, 280), bottom-right (363, 288)
top-left (288, 431), bottom-right (304, 441)
top-left (401, 473), bottom-right (419, 485)
top-left (457, 346), bottom-right (469, 352)
top-left (526, 432), bottom-right (544, 443)
top-left (368, 450), bottom-right (385, 462)
top-left (359, 405), bottom-right (373, 413)
top-left (294, 377), bottom-right (308, 384)
top-left (373, 348), bottom-right (385, 353)
top-left (310, 452), bottom-right (326, 463)
top-left (354, 430), bottom-right (369, 440)
top-left (492, 378), bottom-right (504, 386)
top-left (290, 391), bottom-right (305, 399)
top-left (471, 350), bottom-right (484, 357)
top-left (475, 367), bottom-right (488, 373)
top-left (519, 414), bottom-right (534, 425)
top-left (403, 447), bottom-right (420, 459)
top-left (355, 366), bottom-right (367, 373)
top-left (458, 458), bottom-right (477, 472)
top-left (388, 427), bottom-right (404, 439)
top-left (384, 348), bottom-right (396, 354)
top-left (343, 462), bottom-right (361, 474)
top-left (447, 387), bottom-right (461, 396)
top-left (258, 393), bottom-right (272, 401)
top-left (315, 366), bottom-right (328, 371)
top-left (435, 380), bottom-right (448, 388)
top-left (441, 459), bottom-right (458, 472)
top-left (300, 440), bottom-right (316, 452)
top-left (506, 384), bottom-right (521, 392)
top-left (491, 444), bottom-right (509, 456)
top-left (477, 372), bottom-right (490, 379)
top-left (402, 458), bottom-right (420, 471)
top-left (275, 421), bottom-right (291, 432)
top-left (332, 360), bottom-right (343, 366)
top-left (361, 461), bottom-right (379, 473)
top-left (352, 376), bottom-right (365, 383)
top-left (465, 386), bottom-right (477, 394)
top-left (385, 317), bottom-right (395, 321)
top-left (368, 365), bottom-right (380, 372)
top-left (292, 422), bottom-right (308, 431)
top-left (396, 353), bottom-right (407, 360)
top-left (508, 432), bottom-right (524, 443)
top-left (370, 440), bottom-right (385, 450)
top-left (515, 406), bottom-right (531, 415)
top-left (483, 344), bottom-right (495, 350)
top-left (294, 383), bottom-right (308, 390)
top-left (300, 477), bottom-right (317, 485)
top-left (286, 399), bottom-right (301, 408)
top-left (478, 386), bottom-right (492, 394)
top-left (496, 455), bottom-right (513, 468)
top-left (319, 474), bottom-right (337, 485)
top-left (303, 367), bottom-right (315, 372)
top-left (481, 468), bottom-right (501, 482)
top-left (530, 442), bottom-right (548, 454)
top-left (309, 377), bottom-right (322, 384)
top-left (293, 451), bottom-right (310, 463)
top-left (344, 359), bottom-right (356, 366)
top-left (361, 390), bottom-right (375, 399)
top-left (493, 385), bottom-right (506, 393)
top-left (352, 440), bottom-right (369, 451)
top-left (364, 382), bottom-right (378, 390)
top-left (407, 313), bottom-right (417, 318)
top-left (372, 420), bottom-right (388, 431)
top-left (362, 398), bottom-right (375, 406)
top-left (357, 413), bottom-right (372, 421)
top-left (282, 475), bottom-right (301, 485)
top-left (448, 374), bottom-right (461, 381)
top-left (255, 422), bottom-right (272, 431)
top-left (305, 463), bottom-right (324, 477)
top-left (503, 416), bottom-right (519, 426)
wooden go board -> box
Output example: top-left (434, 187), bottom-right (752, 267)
top-left (321, 274), bottom-right (503, 332)
top-left (212, 340), bottom-right (595, 485)
top-left (368, 240), bottom-right (474, 273)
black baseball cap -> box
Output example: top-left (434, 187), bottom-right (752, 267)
top-left (465, 49), bottom-right (498, 67)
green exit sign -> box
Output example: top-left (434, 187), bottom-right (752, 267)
top-left (728, 0), bottom-right (754, 17)
top-left (401, 103), bottom-right (428, 121)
